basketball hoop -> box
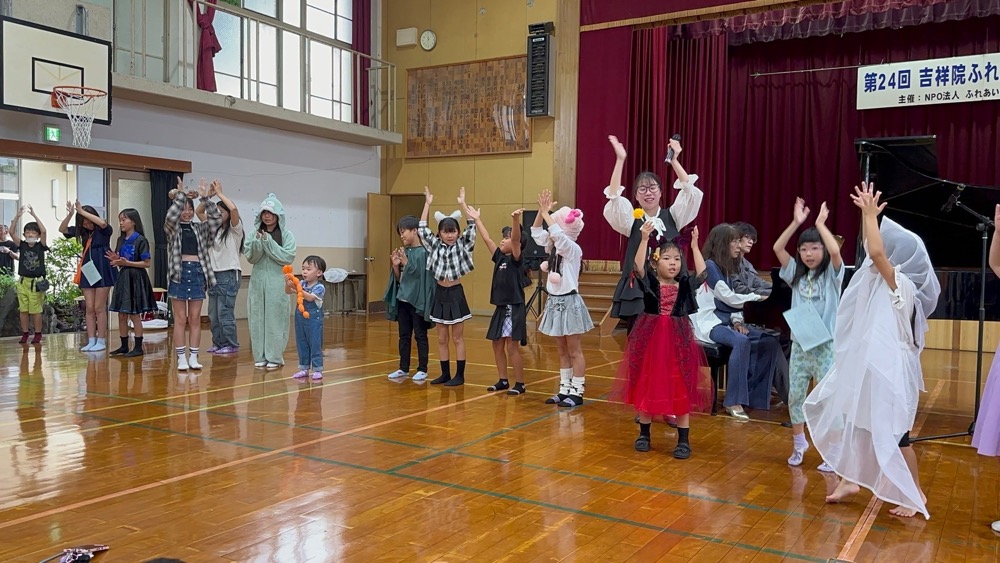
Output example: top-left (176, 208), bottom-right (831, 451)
top-left (50, 85), bottom-right (107, 148)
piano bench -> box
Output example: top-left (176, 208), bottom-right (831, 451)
top-left (701, 343), bottom-right (731, 416)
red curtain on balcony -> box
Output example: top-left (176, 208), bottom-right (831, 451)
top-left (189, 0), bottom-right (221, 93)
top-left (352, 0), bottom-right (372, 126)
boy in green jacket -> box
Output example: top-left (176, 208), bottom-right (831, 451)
top-left (385, 215), bottom-right (435, 381)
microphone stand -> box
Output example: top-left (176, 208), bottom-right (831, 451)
top-left (911, 193), bottom-right (995, 442)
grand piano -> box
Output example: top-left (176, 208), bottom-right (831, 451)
top-left (746, 135), bottom-right (1000, 338)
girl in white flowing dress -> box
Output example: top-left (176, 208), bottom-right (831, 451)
top-left (804, 183), bottom-right (940, 519)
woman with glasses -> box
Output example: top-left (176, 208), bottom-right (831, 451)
top-left (604, 135), bottom-right (704, 333)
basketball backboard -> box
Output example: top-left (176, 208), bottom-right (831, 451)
top-left (0, 16), bottom-right (112, 125)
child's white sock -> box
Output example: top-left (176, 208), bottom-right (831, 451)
top-left (793, 433), bottom-right (808, 451)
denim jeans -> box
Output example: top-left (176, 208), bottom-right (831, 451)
top-left (294, 312), bottom-right (324, 370)
top-left (208, 269), bottom-right (240, 348)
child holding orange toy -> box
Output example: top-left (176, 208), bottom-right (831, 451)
top-left (285, 256), bottom-right (326, 380)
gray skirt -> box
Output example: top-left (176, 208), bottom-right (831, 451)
top-left (539, 292), bottom-right (594, 337)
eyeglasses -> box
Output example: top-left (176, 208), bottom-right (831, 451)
top-left (635, 184), bottom-right (660, 195)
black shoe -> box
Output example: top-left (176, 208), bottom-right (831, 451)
top-left (558, 395), bottom-right (583, 407)
top-left (634, 435), bottom-right (651, 452)
top-left (443, 375), bottom-right (465, 387)
top-left (430, 374), bottom-right (451, 385)
top-left (545, 394), bottom-right (567, 404)
top-left (673, 443), bottom-right (692, 460)
top-left (109, 345), bottom-right (129, 356)
top-left (487, 379), bottom-right (509, 392)
top-left (507, 382), bottom-right (525, 395)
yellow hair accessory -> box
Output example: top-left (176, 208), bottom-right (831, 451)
top-left (652, 247), bottom-right (661, 261)
top-left (632, 208), bottom-right (644, 220)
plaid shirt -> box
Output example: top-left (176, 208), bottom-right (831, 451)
top-left (164, 193), bottom-right (222, 288)
top-left (418, 220), bottom-right (476, 282)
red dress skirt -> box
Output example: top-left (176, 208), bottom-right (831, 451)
top-left (613, 284), bottom-right (712, 416)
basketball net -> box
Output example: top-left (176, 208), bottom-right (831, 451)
top-left (51, 86), bottom-right (107, 148)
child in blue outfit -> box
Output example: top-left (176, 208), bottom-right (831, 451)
top-left (288, 255), bottom-right (327, 380)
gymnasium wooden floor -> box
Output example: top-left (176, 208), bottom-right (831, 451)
top-left (0, 316), bottom-right (996, 562)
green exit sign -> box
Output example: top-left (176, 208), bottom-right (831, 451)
top-left (44, 124), bottom-right (61, 143)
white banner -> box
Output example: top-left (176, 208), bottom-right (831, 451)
top-left (857, 53), bottom-right (1000, 110)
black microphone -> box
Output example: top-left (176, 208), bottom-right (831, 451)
top-left (664, 133), bottom-right (682, 163)
top-left (941, 184), bottom-right (965, 213)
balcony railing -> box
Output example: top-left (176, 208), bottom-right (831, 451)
top-left (114, 0), bottom-right (396, 134)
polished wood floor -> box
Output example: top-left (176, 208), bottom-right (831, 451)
top-left (0, 316), bottom-right (996, 562)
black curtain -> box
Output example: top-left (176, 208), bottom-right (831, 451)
top-left (149, 170), bottom-right (181, 289)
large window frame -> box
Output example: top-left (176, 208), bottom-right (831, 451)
top-left (210, 0), bottom-right (355, 120)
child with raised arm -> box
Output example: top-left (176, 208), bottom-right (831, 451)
top-left (614, 222), bottom-right (711, 458)
top-left (773, 198), bottom-right (844, 470)
top-left (385, 215), bottom-right (435, 382)
top-left (9, 205), bottom-right (48, 344)
top-left (533, 189), bottom-right (594, 407)
top-left (476, 208), bottom-right (529, 395)
top-left (418, 186), bottom-right (477, 386)
top-left (60, 200), bottom-right (117, 352)
top-left (805, 182), bottom-right (940, 520)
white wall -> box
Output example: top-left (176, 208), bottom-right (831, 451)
top-left (0, 99), bottom-right (380, 270)
top-left (19, 161), bottom-right (78, 230)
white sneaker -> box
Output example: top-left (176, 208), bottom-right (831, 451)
top-left (412, 371), bottom-right (428, 381)
top-left (787, 445), bottom-right (808, 466)
top-left (188, 354), bottom-right (203, 370)
top-left (254, 361), bottom-right (267, 368)
top-left (817, 461), bottom-right (835, 473)
top-left (177, 356), bottom-right (189, 371)
top-left (265, 362), bottom-right (282, 369)
top-left (387, 369), bottom-right (408, 379)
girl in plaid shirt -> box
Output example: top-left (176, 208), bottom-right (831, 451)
top-left (418, 186), bottom-right (477, 386)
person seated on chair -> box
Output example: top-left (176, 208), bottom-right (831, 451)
top-left (730, 222), bottom-right (771, 297)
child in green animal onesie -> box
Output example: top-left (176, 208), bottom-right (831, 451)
top-left (244, 193), bottom-right (297, 368)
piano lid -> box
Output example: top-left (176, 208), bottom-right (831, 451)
top-left (855, 136), bottom-right (996, 269)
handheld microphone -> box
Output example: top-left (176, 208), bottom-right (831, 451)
top-left (664, 134), bottom-right (682, 163)
top-left (941, 184), bottom-right (965, 213)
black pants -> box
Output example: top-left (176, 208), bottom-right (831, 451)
top-left (397, 300), bottom-right (430, 372)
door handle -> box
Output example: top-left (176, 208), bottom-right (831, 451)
top-left (364, 256), bottom-right (376, 262)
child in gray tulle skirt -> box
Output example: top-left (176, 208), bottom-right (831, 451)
top-left (530, 190), bottom-right (593, 407)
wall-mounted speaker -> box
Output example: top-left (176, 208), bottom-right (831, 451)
top-left (526, 23), bottom-right (555, 118)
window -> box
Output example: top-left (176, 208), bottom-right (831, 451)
top-left (306, 0), bottom-right (352, 44)
top-left (0, 158), bottom-right (18, 227)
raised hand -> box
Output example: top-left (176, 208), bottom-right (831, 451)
top-left (424, 186), bottom-right (434, 204)
top-left (816, 201), bottom-right (830, 226)
top-left (691, 225), bottom-right (700, 246)
top-left (667, 138), bottom-right (683, 159)
top-left (511, 208), bottom-right (525, 219)
top-left (465, 206), bottom-right (481, 221)
top-left (75, 199), bottom-right (83, 213)
top-left (66, 201), bottom-right (75, 214)
top-left (793, 197), bottom-right (810, 225)
top-left (176, 177), bottom-right (184, 190)
top-left (25, 204), bottom-right (35, 216)
top-left (537, 190), bottom-right (552, 212)
top-left (608, 135), bottom-right (627, 160)
top-left (210, 180), bottom-right (222, 197)
top-left (168, 188), bottom-right (179, 201)
top-left (850, 182), bottom-right (886, 216)
top-left (457, 186), bottom-right (467, 207)
top-left (639, 219), bottom-right (655, 238)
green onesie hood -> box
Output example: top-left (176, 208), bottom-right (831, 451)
top-left (255, 193), bottom-right (287, 231)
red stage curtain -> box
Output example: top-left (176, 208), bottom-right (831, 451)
top-left (673, 0), bottom-right (1000, 44)
top-left (577, 29), bottom-right (728, 260)
top-left (574, 26), bottom-right (632, 260)
top-left (727, 15), bottom-right (1000, 269)
top-left (352, 0), bottom-right (372, 126)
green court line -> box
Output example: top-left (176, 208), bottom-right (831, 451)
top-left (73, 411), bottom-right (827, 562)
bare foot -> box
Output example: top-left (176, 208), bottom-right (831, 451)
top-left (825, 479), bottom-right (860, 503)
top-left (889, 505), bottom-right (918, 518)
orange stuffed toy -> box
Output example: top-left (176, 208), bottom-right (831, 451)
top-left (283, 265), bottom-right (310, 318)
